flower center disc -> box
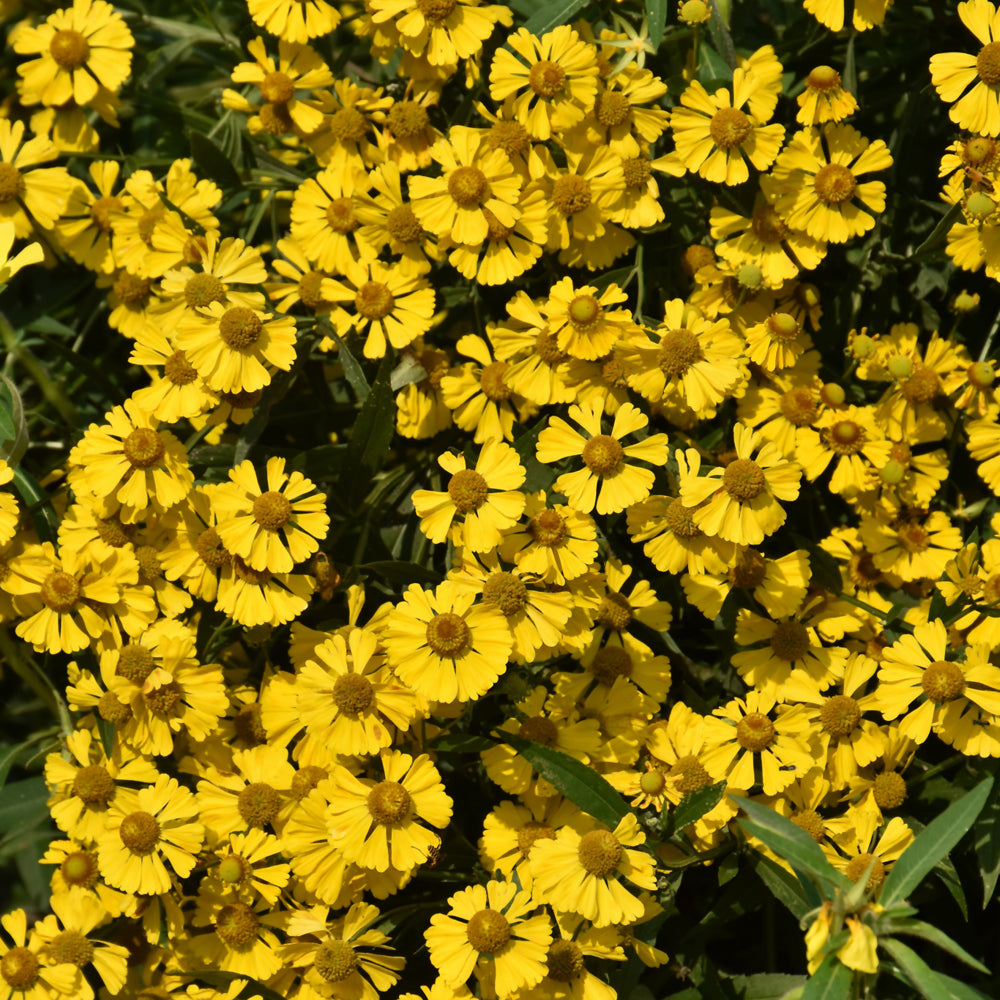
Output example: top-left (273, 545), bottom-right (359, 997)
top-left (978, 41), bottom-right (1000, 85)
top-left (447, 165), bottom-right (488, 208)
top-left (568, 294), bottom-right (602, 330)
top-left (119, 811), bottom-right (160, 854)
top-left (577, 829), bottom-right (623, 877)
top-left (729, 548), bottom-right (768, 589)
top-left (552, 175), bottom-right (592, 216)
top-left (480, 360), bottom-right (513, 401)
top-left (582, 434), bottom-right (624, 475)
top-left (333, 672), bottom-right (374, 714)
top-left (196, 527), bottom-right (231, 568)
top-left (447, 468), bottom-right (489, 512)
top-left (791, 809), bottom-right (825, 843)
top-left (219, 307), bottom-right (263, 349)
top-left (325, 197), bottom-right (358, 233)
top-left (665, 497), bottom-right (702, 538)
top-left (518, 715), bottom-right (558, 745)
top-left (72, 764), bottom-right (115, 805)
top-left (591, 645), bottom-right (632, 684)
top-left (164, 350), bottom-right (198, 385)
top-left (355, 281), bottom-right (395, 320)
top-left (807, 65), bottom-right (841, 90)
top-left (845, 852), bottom-right (886, 891)
top-left (253, 490), bottom-right (293, 531)
top-left (596, 591), bottom-right (633, 631)
top-left (780, 387), bottom-right (819, 426)
top-left (49, 29), bottom-right (90, 69)
top-left (658, 328), bottom-right (703, 376)
top-left (466, 909), bottom-right (511, 954)
top-left (416, 0), bottom-right (457, 21)
top-left (425, 611), bottom-right (471, 657)
top-left (1, 947), bottom-right (39, 990)
top-left (0, 163), bottom-right (24, 204)
top-left (922, 660), bottom-right (965, 703)
top-left (529, 508), bottom-right (567, 546)
top-left (482, 572), bottom-right (529, 616)
top-left (900, 363), bottom-right (941, 403)
top-left (769, 620), bottom-right (810, 662)
top-left (517, 820), bottom-right (555, 857)
top-left (595, 91), bottom-right (631, 127)
top-left (751, 204), bottom-right (791, 243)
top-left (315, 940), bottom-right (358, 982)
top-left (61, 850), bottom-right (98, 887)
top-left (723, 458), bottom-right (766, 501)
top-left (813, 163), bottom-right (857, 205)
top-left (709, 107), bottom-right (752, 150)
top-left (124, 427), bottom-right (165, 469)
top-left (819, 694), bottom-right (861, 736)
top-left (669, 754), bottom-right (711, 793)
top-left (215, 902), bottom-right (259, 947)
top-left (387, 100), bottom-right (429, 138)
top-left (547, 940), bottom-right (585, 982)
top-left (41, 570), bottom-right (80, 612)
top-left (736, 711), bottom-right (775, 751)
top-left (528, 59), bottom-right (567, 98)
top-left (117, 643), bottom-right (155, 683)
top-left (367, 779), bottom-right (411, 824)
top-left (260, 71), bottom-right (294, 104)
top-left (237, 782), bottom-right (281, 827)
top-left (873, 771), bottom-right (907, 810)
top-left (48, 930), bottom-right (94, 968)
top-left (95, 513), bottom-right (131, 548)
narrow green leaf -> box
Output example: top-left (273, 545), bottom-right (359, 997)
top-left (431, 734), bottom-right (496, 753)
top-left (0, 777), bottom-right (50, 843)
top-left (360, 560), bottom-right (443, 585)
top-left (331, 334), bottom-right (370, 403)
top-left (190, 131), bottom-right (242, 190)
top-left (750, 854), bottom-right (812, 919)
top-left (909, 201), bottom-right (962, 260)
top-left (346, 355), bottom-right (395, 479)
top-left (502, 734), bottom-right (629, 829)
top-left (731, 973), bottom-right (807, 1000)
top-left (739, 798), bottom-right (849, 895)
top-left (672, 781), bottom-right (726, 831)
top-left (799, 954), bottom-right (851, 1000)
top-left (522, 0), bottom-right (588, 36)
top-left (887, 918), bottom-right (988, 973)
top-left (973, 776), bottom-right (1000, 907)
top-left (590, 265), bottom-right (635, 294)
top-left (179, 969), bottom-right (284, 1000)
top-left (96, 717), bottom-right (116, 759)
top-left (882, 937), bottom-right (954, 1000)
top-left (881, 776), bottom-right (993, 907)
top-left (706, 0), bottom-right (736, 68)
top-left (645, 0), bottom-right (668, 50)
top-left (11, 466), bottom-right (57, 544)
top-left (933, 971), bottom-right (994, 1000)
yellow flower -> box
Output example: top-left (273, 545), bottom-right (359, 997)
top-left (536, 399), bottom-right (669, 515)
top-left (859, 507), bottom-right (963, 581)
top-left (539, 276), bottom-right (640, 362)
top-left (0, 119), bottom-right (71, 238)
top-left (931, 0), bottom-right (1000, 136)
top-left (214, 556), bottom-right (315, 627)
top-left (794, 404), bottom-right (892, 497)
top-left (500, 491), bottom-right (599, 584)
top-left (796, 65), bottom-right (859, 126)
top-left (289, 165), bottom-right (371, 274)
top-left (383, 581), bottom-right (513, 703)
top-left (0, 219), bottom-right (42, 283)
top-left (97, 773), bottom-right (204, 895)
top-left (837, 917), bottom-right (879, 974)
top-left (803, 0), bottom-right (889, 31)
top-left (426, 881), bottom-right (552, 998)
top-left (670, 68), bottom-right (785, 186)
top-left (186, 890), bottom-right (283, 981)
top-left (413, 439), bottom-right (525, 552)
top-left (245, 0), bottom-right (341, 43)
top-left (0, 910), bottom-right (79, 1000)
top-left (489, 25), bottom-right (599, 139)
top-left (680, 423), bottom-right (802, 545)
top-left (12, 0), bottom-right (133, 108)
top-left (762, 124), bottom-right (892, 244)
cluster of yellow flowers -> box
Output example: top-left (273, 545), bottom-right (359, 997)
top-left (0, 0), bottom-right (998, 997)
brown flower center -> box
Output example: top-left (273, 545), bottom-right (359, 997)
top-left (119, 811), bottom-right (160, 854)
top-left (298, 271), bottom-right (330, 310)
top-left (385, 203), bottom-right (424, 243)
top-left (480, 360), bottom-right (513, 401)
top-left (658, 328), bottom-right (703, 377)
top-left (98, 692), bottom-right (131, 726)
top-left (50, 29), bottom-right (90, 69)
top-left (315, 940), bottom-right (358, 982)
top-left (1, 947), bottom-right (39, 989)
top-left (196, 527), bottom-right (231, 569)
top-left (577, 829), bottom-right (623, 877)
top-left (90, 195), bottom-right (123, 232)
top-left (591, 645), bottom-right (632, 685)
top-left (900, 363), bottom-right (941, 403)
top-left (416, 0), bottom-right (457, 20)
top-left (751, 203), bottom-right (791, 243)
top-left (780, 387), bottom-right (819, 426)
top-left (466, 909), bottom-right (511, 954)
top-left (594, 91), bottom-right (631, 127)
top-left (253, 490), bottom-right (292, 531)
top-left (873, 771), bottom-right (907, 810)
top-left (845, 852), bottom-right (886, 891)
top-left (596, 591), bottom-right (633, 631)
top-left (184, 272), bottom-right (226, 308)
top-left (517, 820), bottom-right (555, 857)
top-left (582, 434), bottom-right (624, 475)
top-left (622, 156), bottom-right (652, 188)
top-left (709, 107), bottom-right (752, 150)
top-left (117, 643), bottom-right (155, 683)
top-left (921, 660), bottom-right (965, 703)
top-left (518, 715), bottom-right (558, 746)
top-left (729, 548), bottom-right (767, 589)
top-left (529, 508), bottom-right (568, 546)
top-left (447, 468), bottom-right (489, 512)
top-left (664, 497), bottom-right (702, 538)
top-left (215, 903), bottom-right (259, 947)
top-left (669, 754), bottom-right (712, 794)
top-left (260, 71), bottom-right (295, 104)
top-left (48, 930), bottom-right (94, 968)
top-left (723, 458), bottom-right (766, 501)
top-left (0, 163), bottom-right (25, 204)
top-left (487, 120), bottom-right (530, 158)
top-left (124, 427), bottom-right (165, 469)
top-left (355, 280), bottom-right (395, 320)
top-left (547, 939), bottom-right (585, 982)
top-left (551, 175), bottom-right (592, 216)
top-left (219, 306), bottom-right (262, 349)
top-left (791, 809), bottom-right (826, 843)
top-left (482, 571), bottom-right (529, 616)
top-left (217, 854), bottom-right (248, 884)
top-left (73, 764), bottom-right (115, 806)
top-left (367, 780), bottom-right (411, 824)
top-left (813, 163), bottom-right (857, 205)
top-left (529, 59), bottom-right (567, 98)
top-left (819, 694), bottom-right (861, 737)
top-left (425, 611), bottom-right (471, 657)
top-left (333, 672), bottom-right (375, 714)
top-left (896, 522), bottom-right (929, 553)
top-left (144, 680), bottom-right (182, 716)
top-left (113, 272), bottom-right (152, 306)
top-left (387, 100), bottom-right (430, 138)
top-left (41, 570), bottom-right (80, 613)
top-left (325, 197), bottom-right (358, 233)
top-left (237, 782), bottom-right (281, 828)
top-left (978, 41), bottom-right (1000, 86)
top-left (328, 108), bottom-right (368, 142)
top-left (736, 711), bottom-right (774, 751)
top-left (769, 621), bottom-right (810, 662)
top-left (259, 101), bottom-right (294, 134)
top-left (448, 165), bottom-right (488, 208)
top-left (164, 349), bottom-right (199, 385)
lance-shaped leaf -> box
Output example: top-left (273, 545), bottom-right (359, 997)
top-left (800, 953), bottom-right (851, 1000)
top-left (881, 938), bottom-right (955, 1000)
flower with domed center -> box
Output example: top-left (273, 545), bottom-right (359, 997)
top-left (283, 900), bottom-right (405, 1000)
top-left (290, 626), bottom-right (418, 760)
top-left (859, 507), bottom-right (963, 582)
top-left (11, 0), bottom-right (133, 109)
top-left (325, 257), bottom-right (436, 360)
top-left (794, 404), bottom-right (891, 496)
top-left (518, 914), bottom-right (625, 1000)
top-left (822, 816), bottom-right (913, 901)
top-left (538, 276), bottom-right (639, 361)
top-left (409, 126), bottom-right (522, 247)
top-left (0, 119), bottom-right (71, 239)
top-left (536, 399), bottom-right (669, 515)
top-left (246, 0), bottom-right (341, 43)
top-left (762, 124), bottom-right (892, 244)
top-left (0, 909), bottom-right (79, 1000)
top-left (500, 491), bottom-right (599, 585)
top-left (186, 889), bottom-right (284, 981)
top-left (325, 750), bottom-right (452, 873)
top-left (214, 555), bottom-right (315, 627)
top-left (43, 728), bottom-right (158, 844)
top-left (174, 299), bottom-right (297, 394)
top-left (412, 439), bottom-right (525, 553)
top-left (213, 457), bottom-right (328, 575)
top-left (289, 164), bottom-right (371, 274)
top-left (32, 887), bottom-right (128, 996)
top-left (671, 68), bottom-right (785, 186)
top-left (931, 0), bottom-right (1000, 136)
top-left (529, 813), bottom-right (656, 927)
top-left (875, 620), bottom-right (1000, 753)
top-left (680, 423), bottom-right (802, 546)
top-left (196, 744), bottom-right (296, 841)
top-left (796, 65), bottom-right (859, 126)
top-left (623, 298), bottom-right (746, 418)
top-left (97, 773), bottom-right (204, 895)
top-left (383, 581), bottom-right (513, 703)
top-left (200, 829), bottom-right (290, 906)
top-left (370, 0), bottom-right (512, 68)
top-left (68, 400), bottom-right (193, 521)
top-left (426, 881), bottom-right (552, 998)
top-left (489, 25), bottom-right (599, 140)
top-left (700, 690), bottom-right (817, 796)
top-left (127, 328), bottom-right (217, 425)
top-left (159, 486), bottom-right (231, 604)
top-left (306, 78), bottom-right (392, 171)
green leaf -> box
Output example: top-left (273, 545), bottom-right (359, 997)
top-left (881, 776), bottom-right (993, 907)
top-left (179, 970), bottom-right (285, 1000)
top-left (346, 355), bottom-right (395, 479)
top-left (973, 775), bottom-right (1000, 907)
top-left (190, 131), bottom-right (242, 190)
top-left (335, 335), bottom-right (371, 403)
top-left (430, 734), bottom-right (496, 753)
top-left (882, 937), bottom-right (954, 1000)
top-left (799, 954), bottom-right (851, 1000)
top-left (521, 0), bottom-right (589, 36)
top-left (731, 973), bottom-right (808, 1000)
top-left (672, 781), bottom-right (726, 831)
top-left (909, 201), bottom-right (962, 260)
top-left (359, 560), bottom-right (443, 585)
top-left (645, 0), bottom-right (668, 49)
top-left (96, 717), bottom-right (116, 759)
top-left (750, 854), bottom-right (812, 919)
top-left (932, 972), bottom-right (994, 1000)
top-left (0, 777), bottom-right (51, 849)
top-left (739, 798), bottom-right (850, 896)
top-left (11, 466), bottom-right (57, 544)
top-left (887, 918), bottom-right (988, 973)
top-left (502, 734), bottom-right (629, 829)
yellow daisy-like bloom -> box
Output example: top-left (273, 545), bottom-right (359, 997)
top-left (0, 219), bottom-right (43, 283)
top-left (307, 78), bottom-right (392, 172)
top-left (383, 581), bottom-right (513, 703)
top-left (680, 423), bottom-right (802, 545)
top-left (671, 68), bottom-right (786, 186)
top-left (50, 160), bottom-right (120, 274)
top-left (11, 0), bottom-right (133, 108)
top-left (796, 65), bottom-right (859, 126)
top-left (409, 126), bottom-right (522, 247)
top-left (201, 830), bottom-right (290, 906)
top-left (710, 195), bottom-right (827, 288)
top-left (489, 25), bottom-right (599, 140)
top-left (212, 457), bottom-right (328, 575)
top-left (289, 165), bottom-right (370, 275)
top-left (585, 65), bottom-right (670, 156)
top-left (159, 486), bottom-right (230, 604)
top-left (97, 773), bottom-right (204, 895)
top-left (215, 556), bottom-right (315, 627)
top-left (0, 910), bottom-right (79, 1000)
top-left (803, 0), bottom-right (889, 32)
top-left (794, 404), bottom-right (892, 497)
top-left (931, 0), bottom-right (1000, 136)
top-left (0, 119), bottom-right (71, 238)
top-left (186, 890), bottom-right (283, 981)
top-left (824, 816), bottom-right (913, 899)
top-left (700, 690), bottom-right (817, 796)
top-left (762, 124), bottom-right (893, 244)
top-left (326, 750), bottom-right (453, 873)
top-left (370, 0), bottom-right (512, 68)
top-left (127, 329), bottom-right (216, 425)
top-left (529, 813), bottom-right (656, 927)
top-left (859, 507), bottom-right (963, 582)
top-left (500, 491), bottom-right (599, 585)
top-left (246, 0), bottom-right (341, 43)
top-left (68, 400), bottom-right (193, 520)
top-left (288, 626), bottom-right (418, 760)
top-left (518, 915), bottom-right (624, 1000)
top-left (426, 881), bottom-right (552, 998)
top-left (326, 257), bottom-right (437, 360)
top-left (876, 621), bottom-right (1000, 753)
top-left (265, 237), bottom-right (341, 316)
top-left (412, 439), bottom-right (525, 553)
top-left (624, 299), bottom-right (746, 418)
top-left (0, 460), bottom-right (19, 549)
top-left (536, 400), bottom-right (670, 516)
top-left (174, 299), bottom-right (297, 393)
top-left (539, 276), bottom-right (639, 362)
